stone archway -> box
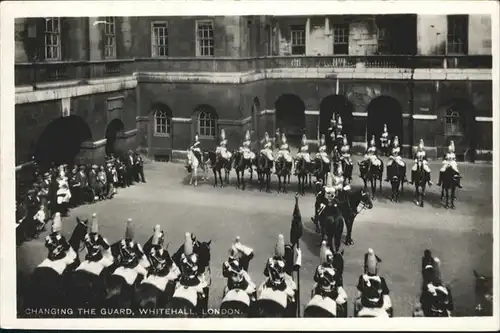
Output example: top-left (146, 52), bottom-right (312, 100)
top-left (105, 118), bottom-right (125, 156)
top-left (319, 95), bottom-right (354, 145)
top-left (34, 115), bottom-right (92, 167)
top-left (275, 94), bottom-right (306, 147)
top-left (366, 96), bottom-right (403, 147)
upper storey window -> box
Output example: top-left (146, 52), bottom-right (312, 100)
top-left (151, 22), bottom-right (169, 57)
top-left (447, 15), bottom-right (468, 54)
top-left (44, 17), bottom-right (61, 61)
top-left (333, 24), bottom-right (349, 55)
top-left (196, 20), bottom-right (214, 57)
top-left (290, 25), bottom-right (306, 55)
top-left (104, 17), bottom-right (116, 59)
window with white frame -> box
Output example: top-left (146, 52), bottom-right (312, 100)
top-left (196, 20), bottom-right (214, 57)
top-left (198, 109), bottom-right (217, 137)
top-left (444, 108), bottom-right (463, 136)
top-left (104, 17), bottom-right (116, 59)
top-left (290, 25), bottom-right (306, 55)
top-left (333, 24), bottom-right (349, 55)
top-left (447, 15), bottom-right (468, 54)
top-left (151, 22), bottom-right (169, 57)
top-left (154, 109), bottom-right (171, 136)
top-left (377, 26), bottom-right (390, 54)
top-left (44, 17), bottom-right (61, 60)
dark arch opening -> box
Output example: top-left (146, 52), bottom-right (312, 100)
top-left (34, 115), bottom-right (92, 167)
top-left (319, 95), bottom-right (354, 145)
top-left (366, 96), bottom-right (403, 147)
top-left (105, 118), bottom-right (125, 156)
top-left (275, 94), bottom-right (306, 146)
top-left (438, 98), bottom-right (476, 160)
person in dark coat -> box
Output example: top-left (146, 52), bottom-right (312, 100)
top-left (125, 151), bottom-right (136, 186)
top-left (135, 153), bottom-right (146, 183)
top-left (88, 165), bottom-right (99, 201)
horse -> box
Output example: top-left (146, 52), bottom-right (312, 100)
top-left (473, 270), bottom-right (493, 316)
top-left (275, 155), bottom-right (293, 194)
top-left (358, 159), bottom-right (384, 200)
top-left (295, 157), bottom-right (312, 196)
top-left (232, 150), bottom-right (255, 191)
top-left (304, 251), bottom-right (348, 317)
top-left (336, 188), bottom-right (373, 246)
top-left (387, 162), bottom-right (406, 203)
top-left (413, 161), bottom-right (429, 208)
top-left (206, 151), bottom-right (232, 188)
top-left (167, 240), bottom-right (212, 317)
top-left (441, 167), bottom-right (461, 209)
top-left (186, 148), bottom-right (207, 187)
top-left (318, 200), bottom-right (345, 253)
top-left (255, 154), bottom-right (273, 193)
top-left (340, 159), bottom-right (353, 186)
top-left (313, 157), bottom-right (331, 186)
top-left (249, 244), bottom-right (299, 317)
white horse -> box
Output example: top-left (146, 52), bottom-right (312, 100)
top-left (186, 148), bottom-right (207, 187)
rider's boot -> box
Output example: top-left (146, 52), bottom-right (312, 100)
top-left (427, 172), bottom-right (433, 186)
top-left (437, 171), bottom-right (443, 186)
top-left (457, 176), bottom-right (463, 188)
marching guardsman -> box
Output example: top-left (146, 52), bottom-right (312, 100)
top-left (260, 132), bottom-right (275, 161)
top-left (260, 234), bottom-right (296, 300)
top-left (420, 257), bottom-right (454, 316)
top-left (385, 136), bottom-right (407, 181)
top-left (44, 213), bottom-right (71, 261)
top-left (312, 241), bottom-right (347, 303)
top-left (438, 141), bottom-right (462, 188)
top-left (340, 134), bottom-right (352, 165)
top-left (296, 133), bottom-right (311, 163)
top-left (277, 133), bottom-right (292, 162)
top-left (216, 129), bottom-right (231, 160)
top-left (82, 213), bottom-right (113, 265)
top-left (411, 139), bottom-right (432, 185)
top-left (115, 218), bottom-right (148, 273)
top-left (355, 248), bottom-right (392, 313)
top-left (316, 134), bottom-right (330, 164)
top-left (148, 226), bottom-right (180, 278)
top-left (240, 130), bottom-right (254, 161)
top-left (190, 133), bottom-right (202, 165)
top-left (380, 124), bottom-right (390, 151)
top-left (222, 236), bottom-right (256, 298)
top-left (363, 136), bottom-right (382, 166)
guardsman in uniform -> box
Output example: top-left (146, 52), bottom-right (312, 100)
top-left (114, 218), bottom-right (149, 274)
top-left (316, 134), bottom-right (330, 164)
top-left (355, 248), bottom-right (393, 316)
top-left (312, 241), bottom-right (347, 305)
top-left (438, 141), bottom-right (462, 188)
top-left (260, 132), bottom-right (275, 161)
top-left (190, 133), bottom-right (203, 166)
top-left (380, 124), bottom-right (390, 154)
top-left (411, 139), bottom-right (432, 185)
top-left (240, 130), bottom-right (255, 161)
top-left (336, 116), bottom-right (344, 142)
top-left (333, 163), bottom-right (345, 193)
top-left (328, 114), bottom-right (337, 149)
top-left (296, 133), bottom-right (311, 163)
top-left (178, 232), bottom-right (205, 288)
top-left (385, 136), bottom-right (407, 182)
top-left (147, 226), bottom-right (180, 279)
top-left (277, 133), bottom-right (293, 163)
top-left (420, 257), bottom-right (454, 316)
top-left (216, 129), bottom-right (231, 160)
top-left (340, 134), bottom-right (352, 166)
top-left (81, 213), bottom-right (113, 266)
top-left (222, 236), bottom-right (256, 299)
top-left (363, 136), bottom-right (382, 167)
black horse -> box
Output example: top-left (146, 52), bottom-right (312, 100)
top-left (336, 189), bottom-right (373, 246)
top-left (412, 161), bottom-right (429, 208)
top-left (358, 159), bottom-right (384, 199)
top-left (255, 154), bottom-right (273, 193)
top-left (387, 162), bottom-right (406, 203)
top-left (440, 167), bottom-right (461, 209)
top-left (318, 200), bottom-right (345, 253)
top-left (232, 151), bottom-right (254, 191)
top-left (206, 151), bottom-right (232, 188)
top-left (340, 159), bottom-right (353, 186)
top-left (473, 270), bottom-right (493, 316)
top-left (313, 157), bottom-right (330, 186)
top-left (295, 158), bottom-right (312, 196)
top-left (275, 156), bottom-right (293, 194)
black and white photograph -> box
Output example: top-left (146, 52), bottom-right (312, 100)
top-left (1, 0), bottom-right (498, 330)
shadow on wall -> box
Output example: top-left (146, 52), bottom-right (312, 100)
top-left (366, 96), bottom-right (403, 147)
top-left (275, 94), bottom-right (305, 146)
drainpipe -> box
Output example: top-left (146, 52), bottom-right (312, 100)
top-left (408, 55), bottom-right (415, 158)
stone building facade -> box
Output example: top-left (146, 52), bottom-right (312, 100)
top-left (14, 14), bottom-right (493, 169)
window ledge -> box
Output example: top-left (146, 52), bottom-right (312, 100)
top-left (154, 133), bottom-right (170, 138)
top-left (199, 135), bottom-right (216, 140)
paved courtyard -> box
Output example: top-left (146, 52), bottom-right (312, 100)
top-left (17, 156), bottom-right (493, 317)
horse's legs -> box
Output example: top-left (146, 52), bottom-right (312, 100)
top-left (236, 171), bottom-right (240, 189)
top-left (283, 174), bottom-right (288, 193)
top-left (444, 188), bottom-right (449, 208)
top-left (241, 169), bottom-right (246, 191)
top-left (345, 218), bottom-right (354, 245)
top-left (218, 170), bottom-right (223, 187)
top-left (451, 187), bottom-right (456, 209)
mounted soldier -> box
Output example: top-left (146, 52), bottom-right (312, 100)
top-left (216, 129), bottom-right (232, 161)
top-left (411, 139), bottom-right (432, 186)
top-left (438, 141), bottom-right (462, 188)
top-left (380, 124), bottom-right (390, 155)
top-left (316, 134), bottom-right (330, 165)
top-left (260, 132), bottom-right (275, 162)
top-left (340, 134), bottom-right (352, 166)
top-left (177, 232), bottom-right (208, 292)
top-left (296, 133), bottom-right (311, 164)
top-left (363, 136), bottom-right (382, 167)
top-left (240, 130), bottom-right (255, 162)
top-left (335, 116), bottom-right (344, 147)
top-left (276, 133), bottom-right (293, 163)
top-left (113, 218), bottom-right (149, 274)
top-left (190, 133), bottom-right (203, 166)
top-left (147, 226), bottom-right (180, 279)
top-left (328, 114), bottom-right (337, 151)
top-left (419, 256), bottom-right (454, 317)
top-left (385, 136), bottom-right (407, 182)
top-left (222, 236), bottom-right (256, 300)
top-left (355, 248), bottom-right (393, 317)
top-left (333, 163), bottom-right (346, 195)
top-left (44, 212), bottom-right (77, 263)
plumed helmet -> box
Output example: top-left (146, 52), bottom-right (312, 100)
top-left (326, 172), bottom-right (333, 188)
top-left (383, 124), bottom-right (387, 132)
top-left (337, 163), bottom-right (343, 176)
top-left (245, 130), bottom-right (250, 141)
top-left (448, 141), bottom-right (455, 153)
top-left (281, 133), bottom-right (287, 143)
top-left (433, 257), bottom-right (443, 284)
top-left (264, 132), bottom-right (269, 140)
top-left (319, 241), bottom-right (334, 265)
top-left (220, 129), bottom-right (226, 140)
top-left (152, 224), bottom-right (164, 246)
top-left (90, 213), bottom-right (99, 233)
top-left (125, 218), bottom-right (134, 240)
top-left (364, 248), bottom-right (382, 275)
top-left (394, 136), bottom-right (399, 146)
top-left (151, 228), bottom-right (161, 246)
top-left (337, 116), bottom-right (342, 126)
top-left (302, 134), bottom-right (307, 146)
top-left (330, 114), bottom-right (336, 123)
top-left (320, 134), bottom-right (326, 145)
top-left (195, 133), bottom-right (199, 141)
top-left (370, 137), bottom-right (376, 147)
top-left (419, 139), bottom-right (424, 149)
top-left (52, 212), bottom-right (62, 233)
top-left (343, 134), bottom-right (348, 145)
top-left (274, 234), bottom-right (285, 258)
top-left (184, 232), bottom-right (194, 256)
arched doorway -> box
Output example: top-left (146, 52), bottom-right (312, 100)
top-left (439, 98), bottom-right (476, 160)
top-left (275, 94), bottom-right (306, 146)
top-left (34, 115), bottom-right (92, 167)
top-left (319, 95), bottom-right (354, 145)
top-left (105, 119), bottom-right (125, 156)
top-left (366, 96), bottom-right (403, 147)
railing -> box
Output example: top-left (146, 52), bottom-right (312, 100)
top-left (15, 55), bottom-right (492, 87)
